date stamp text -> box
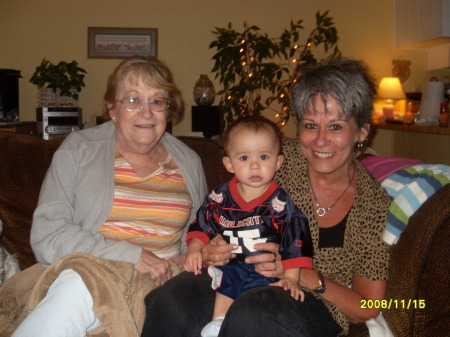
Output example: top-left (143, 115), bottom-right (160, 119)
top-left (360, 299), bottom-right (426, 309)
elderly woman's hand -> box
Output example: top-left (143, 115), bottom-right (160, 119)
top-left (201, 234), bottom-right (237, 266)
top-left (136, 249), bottom-right (172, 285)
top-left (167, 254), bottom-right (186, 270)
top-left (246, 242), bottom-right (284, 278)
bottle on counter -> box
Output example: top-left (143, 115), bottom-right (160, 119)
top-left (438, 90), bottom-right (449, 127)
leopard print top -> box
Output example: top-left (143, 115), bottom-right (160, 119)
top-left (275, 138), bottom-right (392, 335)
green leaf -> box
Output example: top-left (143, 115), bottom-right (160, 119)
top-left (209, 12), bottom-right (340, 128)
top-left (29, 58), bottom-right (87, 100)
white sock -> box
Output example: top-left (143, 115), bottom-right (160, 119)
top-left (201, 316), bottom-right (225, 337)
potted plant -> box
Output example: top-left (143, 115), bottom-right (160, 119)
top-left (209, 10), bottom-right (340, 127)
top-left (30, 58), bottom-right (87, 106)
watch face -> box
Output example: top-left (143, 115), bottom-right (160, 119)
top-left (314, 287), bottom-right (325, 294)
top-left (314, 272), bottom-right (325, 294)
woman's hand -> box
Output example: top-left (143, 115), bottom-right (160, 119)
top-left (201, 234), bottom-right (237, 266)
top-left (246, 242), bottom-right (284, 278)
top-left (167, 254), bottom-right (185, 271)
top-left (135, 249), bottom-right (171, 285)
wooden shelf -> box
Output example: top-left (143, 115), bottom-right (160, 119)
top-left (0, 121), bottom-right (37, 135)
top-left (375, 122), bottom-right (450, 135)
top-left (370, 124), bottom-right (450, 165)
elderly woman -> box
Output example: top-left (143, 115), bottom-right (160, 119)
top-left (142, 59), bottom-right (391, 337)
top-left (6, 56), bottom-right (207, 336)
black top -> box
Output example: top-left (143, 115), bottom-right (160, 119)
top-left (318, 214), bottom-right (348, 248)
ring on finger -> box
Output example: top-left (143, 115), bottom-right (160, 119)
top-left (272, 252), bottom-right (277, 263)
top-left (273, 262), bottom-right (277, 271)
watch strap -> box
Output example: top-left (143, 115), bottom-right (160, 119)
top-left (313, 271), bottom-right (326, 294)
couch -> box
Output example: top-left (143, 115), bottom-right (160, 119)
top-left (0, 130), bottom-right (448, 336)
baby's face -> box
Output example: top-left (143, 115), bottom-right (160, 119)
top-left (223, 128), bottom-right (283, 194)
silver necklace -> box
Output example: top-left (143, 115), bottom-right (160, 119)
top-left (310, 167), bottom-right (356, 217)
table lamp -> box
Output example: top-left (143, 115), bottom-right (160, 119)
top-left (377, 77), bottom-right (406, 122)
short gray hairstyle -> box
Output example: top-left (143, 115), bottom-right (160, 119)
top-left (290, 59), bottom-right (376, 130)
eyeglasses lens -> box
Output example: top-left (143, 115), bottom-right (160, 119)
top-left (120, 97), bottom-right (169, 112)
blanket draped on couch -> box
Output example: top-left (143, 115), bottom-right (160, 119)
top-left (0, 253), bottom-right (180, 337)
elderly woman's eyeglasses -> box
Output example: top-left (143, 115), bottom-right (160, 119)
top-left (118, 97), bottom-right (170, 113)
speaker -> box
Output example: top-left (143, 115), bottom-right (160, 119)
top-left (0, 69), bottom-right (21, 121)
top-left (191, 105), bottom-right (222, 138)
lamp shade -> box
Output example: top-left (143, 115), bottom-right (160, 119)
top-left (377, 77), bottom-right (406, 100)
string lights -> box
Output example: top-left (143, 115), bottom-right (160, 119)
top-left (230, 36), bottom-right (314, 125)
top-left (210, 11), bottom-right (340, 128)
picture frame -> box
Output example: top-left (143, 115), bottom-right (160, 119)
top-left (88, 27), bottom-right (157, 59)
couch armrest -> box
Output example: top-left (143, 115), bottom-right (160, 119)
top-left (0, 131), bottom-right (64, 269)
top-left (383, 184), bottom-right (450, 336)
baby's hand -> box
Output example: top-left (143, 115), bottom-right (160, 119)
top-left (270, 276), bottom-right (305, 301)
top-left (185, 251), bottom-right (203, 275)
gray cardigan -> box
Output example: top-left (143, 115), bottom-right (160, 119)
top-left (31, 121), bottom-right (207, 267)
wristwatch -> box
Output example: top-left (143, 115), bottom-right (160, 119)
top-left (312, 271), bottom-right (326, 294)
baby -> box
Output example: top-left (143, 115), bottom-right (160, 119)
top-left (185, 115), bottom-right (313, 337)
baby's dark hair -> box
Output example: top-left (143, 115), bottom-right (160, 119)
top-left (221, 115), bottom-right (283, 155)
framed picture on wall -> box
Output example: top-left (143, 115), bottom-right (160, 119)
top-left (88, 27), bottom-right (158, 59)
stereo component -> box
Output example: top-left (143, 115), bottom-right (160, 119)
top-left (36, 107), bottom-right (82, 140)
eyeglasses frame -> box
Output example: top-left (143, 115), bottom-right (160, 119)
top-left (117, 96), bottom-right (170, 113)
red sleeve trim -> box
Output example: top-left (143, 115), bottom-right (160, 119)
top-left (186, 231), bottom-right (210, 246)
top-left (282, 257), bottom-right (313, 270)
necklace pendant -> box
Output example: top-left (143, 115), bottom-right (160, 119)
top-left (317, 207), bottom-right (327, 217)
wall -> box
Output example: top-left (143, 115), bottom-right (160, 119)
top-left (0, 0), bottom-right (445, 139)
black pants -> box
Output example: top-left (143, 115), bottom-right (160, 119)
top-left (141, 270), bottom-right (342, 337)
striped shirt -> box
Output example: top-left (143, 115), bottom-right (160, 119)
top-left (98, 153), bottom-right (193, 258)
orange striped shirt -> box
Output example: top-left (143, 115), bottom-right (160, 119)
top-left (99, 153), bottom-right (192, 258)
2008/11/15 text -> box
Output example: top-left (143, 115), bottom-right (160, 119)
top-left (360, 299), bottom-right (425, 309)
